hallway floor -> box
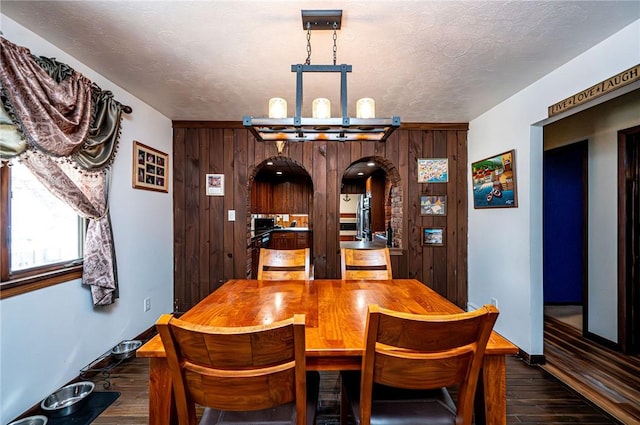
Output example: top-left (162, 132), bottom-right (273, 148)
top-left (543, 315), bottom-right (640, 424)
top-left (545, 304), bottom-right (583, 331)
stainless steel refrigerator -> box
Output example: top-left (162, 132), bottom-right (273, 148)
top-left (356, 194), bottom-right (371, 241)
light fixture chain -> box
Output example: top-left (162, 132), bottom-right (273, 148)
top-left (332, 22), bottom-right (338, 65)
top-left (305, 22), bottom-right (312, 65)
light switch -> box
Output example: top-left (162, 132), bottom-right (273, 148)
top-left (228, 210), bottom-right (235, 221)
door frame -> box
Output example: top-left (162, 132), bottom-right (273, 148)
top-left (618, 124), bottom-right (640, 354)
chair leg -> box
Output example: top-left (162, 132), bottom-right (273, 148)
top-left (340, 382), bottom-right (349, 425)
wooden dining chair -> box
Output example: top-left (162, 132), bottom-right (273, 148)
top-left (257, 248), bottom-right (311, 280)
top-left (156, 313), bottom-right (319, 425)
top-left (341, 304), bottom-right (499, 425)
top-left (340, 248), bottom-right (392, 280)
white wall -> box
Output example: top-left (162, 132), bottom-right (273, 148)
top-left (544, 92), bottom-right (640, 342)
top-left (0, 16), bottom-right (174, 424)
top-left (340, 194), bottom-right (358, 214)
top-left (467, 20), bottom-right (640, 355)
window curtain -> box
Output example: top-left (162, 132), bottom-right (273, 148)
top-left (0, 36), bottom-right (130, 305)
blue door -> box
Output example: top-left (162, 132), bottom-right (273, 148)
top-left (543, 142), bottom-right (587, 304)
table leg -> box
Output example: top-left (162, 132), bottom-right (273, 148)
top-left (148, 357), bottom-right (177, 425)
top-left (476, 355), bottom-right (507, 425)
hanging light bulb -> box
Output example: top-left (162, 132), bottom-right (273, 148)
top-left (312, 98), bottom-right (331, 119)
top-left (268, 98), bottom-right (287, 118)
top-left (356, 98), bottom-right (375, 118)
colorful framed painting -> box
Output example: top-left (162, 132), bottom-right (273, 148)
top-left (417, 158), bottom-right (448, 183)
top-left (421, 227), bottom-right (444, 246)
top-left (132, 141), bottom-right (169, 192)
top-left (206, 173), bottom-right (224, 196)
top-left (420, 195), bottom-right (447, 216)
top-left (471, 150), bottom-right (517, 209)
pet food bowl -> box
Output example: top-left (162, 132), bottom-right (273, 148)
top-left (40, 381), bottom-right (94, 417)
top-left (8, 416), bottom-right (48, 425)
top-left (110, 339), bottom-right (142, 360)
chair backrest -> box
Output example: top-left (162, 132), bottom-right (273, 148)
top-left (340, 248), bottom-right (392, 280)
top-left (156, 313), bottom-right (308, 425)
top-left (258, 248), bottom-right (311, 280)
top-left (359, 304), bottom-right (499, 425)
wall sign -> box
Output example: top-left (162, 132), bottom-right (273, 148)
top-left (548, 64), bottom-right (639, 117)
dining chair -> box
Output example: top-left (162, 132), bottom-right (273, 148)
top-left (258, 248), bottom-right (311, 280)
top-left (341, 304), bottom-right (499, 425)
top-left (340, 247), bottom-right (392, 280)
top-left (156, 313), bottom-right (319, 425)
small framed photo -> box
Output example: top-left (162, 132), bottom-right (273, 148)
top-left (133, 141), bottom-right (169, 192)
top-left (206, 173), bottom-right (224, 196)
top-left (417, 158), bottom-right (448, 183)
top-left (421, 227), bottom-right (444, 246)
top-left (420, 195), bottom-right (447, 216)
top-left (471, 150), bottom-right (517, 209)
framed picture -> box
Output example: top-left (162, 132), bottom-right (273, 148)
top-left (420, 195), bottom-right (447, 216)
top-left (417, 158), bottom-right (448, 183)
top-left (421, 227), bottom-right (444, 246)
top-left (133, 141), bottom-right (169, 192)
top-left (206, 173), bottom-right (224, 196)
top-left (471, 150), bottom-right (517, 209)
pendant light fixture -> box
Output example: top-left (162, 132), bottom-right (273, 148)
top-left (243, 10), bottom-right (400, 144)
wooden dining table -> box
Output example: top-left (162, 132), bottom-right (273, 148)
top-left (137, 278), bottom-right (518, 425)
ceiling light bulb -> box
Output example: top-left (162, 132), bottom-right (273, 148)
top-left (312, 98), bottom-right (331, 119)
top-left (356, 98), bottom-right (375, 118)
top-left (268, 98), bottom-right (287, 118)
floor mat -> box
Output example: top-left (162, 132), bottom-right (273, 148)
top-left (44, 391), bottom-right (120, 425)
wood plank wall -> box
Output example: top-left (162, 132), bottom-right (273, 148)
top-left (172, 122), bottom-right (468, 311)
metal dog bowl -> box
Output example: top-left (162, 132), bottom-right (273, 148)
top-left (8, 416), bottom-right (48, 425)
top-left (110, 339), bottom-right (142, 360)
top-left (40, 381), bottom-right (94, 417)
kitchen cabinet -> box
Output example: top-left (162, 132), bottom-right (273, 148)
top-left (269, 230), bottom-right (312, 250)
top-left (251, 232), bottom-right (271, 278)
top-left (296, 232), bottom-right (310, 249)
top-left (251, 180), bottom-right (272, 213)
top-left (251, 179), bottom-right (312, 214)
top-left (270, 231), bottom-right (296, 249)
top-left (368, 173), bottom-right (386, 233)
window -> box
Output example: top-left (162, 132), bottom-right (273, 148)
top-left (0, 163), bottom-right (84, 297)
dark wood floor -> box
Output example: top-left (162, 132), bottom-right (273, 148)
top-left (79, 353), bottom-right (619, 425)
top-left (542, 316), bottom-right (640, 425)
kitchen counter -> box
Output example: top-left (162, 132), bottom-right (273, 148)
top-left (340, 240), bottom-right (387, 249)
top-left (270, 227), bottom-right (310, 232)
top-left (339, 240), bottom-right (402, 256)
top-left (251, 227), bottom-right (310, 239)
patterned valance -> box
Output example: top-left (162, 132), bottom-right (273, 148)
top-left (0, 36), bottom-right (131, 171)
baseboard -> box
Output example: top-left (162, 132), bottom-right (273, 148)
top-left (517, 348), bottom-right (546, 365)
top-left (585, 330), bottom-right (620, 351)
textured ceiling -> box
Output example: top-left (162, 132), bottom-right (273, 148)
top-left (2, 1), bottom-right (639, 123)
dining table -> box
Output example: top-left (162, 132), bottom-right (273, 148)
top-left (137, 278), bottom-right (518, 425)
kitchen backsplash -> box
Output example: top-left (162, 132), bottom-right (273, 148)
top-left (251, 214), bottom-right (309, 229)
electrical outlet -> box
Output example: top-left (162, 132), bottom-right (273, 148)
top-left (490, 297), bottom-right (498, 308)
top-left (144, 297), bottom-right (151, 312)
